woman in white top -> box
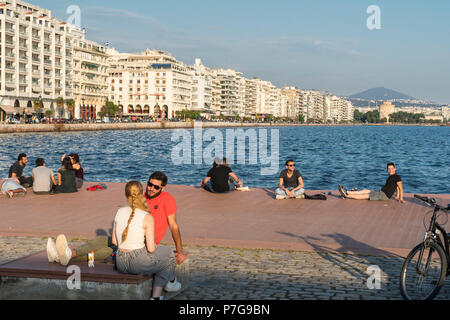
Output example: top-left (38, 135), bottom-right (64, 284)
top-left (112, 181), bottom-right (181, 300)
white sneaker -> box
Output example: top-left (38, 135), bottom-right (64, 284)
top-left (164, 278), bottom-right (181, 292)
top-left (46, 238), bottom-right (60, 263)
top-left (295, 194), bottom-right (305, 199)
top-left (275, 194), bottom-right (286, 200)
top-left (56, 234), bottom-right (72, 266)
top-left (150, 296), bottom-right (164, 300)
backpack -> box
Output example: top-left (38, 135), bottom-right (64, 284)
top-left (304, 193), bottom-right (327, 200)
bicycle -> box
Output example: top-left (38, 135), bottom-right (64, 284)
top-left (400, 195), bottom-right (450, 300)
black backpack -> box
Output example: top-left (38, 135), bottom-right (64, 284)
top-left (304, 193), bottom-right (327, 200)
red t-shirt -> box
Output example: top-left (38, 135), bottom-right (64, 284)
top-left (146, 192), bottom-right (177, 245)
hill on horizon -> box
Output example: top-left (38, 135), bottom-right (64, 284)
top-left (349, 87), bottom-right (416, 101)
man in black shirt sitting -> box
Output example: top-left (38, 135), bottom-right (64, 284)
top-left (201, 158), bottom-right (242, 193)
top-left (275, 159), bottom-right (305, 200)
top-left (8, 153), bottom-right (33, 188)
top-left (338, 162), bottom-right (404, 203)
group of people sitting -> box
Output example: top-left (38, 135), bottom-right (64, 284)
top-left (2, 153), bottom-right (403, 300)
top-left (200, 158), bottom-right (404, 203)
top-left (1, 153), bottom-right (84, 197)
top-left (46, 171), bottom-right (188, 300)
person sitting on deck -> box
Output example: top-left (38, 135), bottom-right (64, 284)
top-left (275, 160), bottom-right (305, 200)
top-left (145, 171), bottom-right (189, 265)
top-left (54, 157), bottom-right (78, 194)
top-left (113, 181), bottom-right (181, 300)
top-left (8, 153), bottom-right (33, 188)
top-left (61, 153), bottom-right (84, 189)
top-left (200, 157), bottom-right (242, 193)
top-left (338, 162), bottom-right (404, 203)
top-left (1, 177), bottom-right (26, 198)
top-left (32, 158), bottom-right (57, 195)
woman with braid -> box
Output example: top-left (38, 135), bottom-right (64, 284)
top-left (111, 181), bottom-right (181, 300)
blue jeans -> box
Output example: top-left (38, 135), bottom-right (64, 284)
top-left (116, 245), bottom-right (175, 287)
top-left (275, 187), bottom-right (305, 198)
top-left (204, 178), bottom-right (236, 193)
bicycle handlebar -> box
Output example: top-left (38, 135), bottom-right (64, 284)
top-left (414, 194), bottom-right (449, 212)
top-left (414, 194), bottom-right (430, 203)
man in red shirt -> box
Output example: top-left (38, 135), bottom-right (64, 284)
top-left (145, 171), bottom-right (188, 264)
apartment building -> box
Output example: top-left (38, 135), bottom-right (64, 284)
top-left (301, 90), bottom-right (326, 122)
top-left (253, 78), bottom-right (272, 117)
top-left (0, 0), bottom-right (75, 120)
top-left (214, 68), bottom-right (245, 117)
top-left (243, 78), bottom-right (256, 116)
top-left (108, 48), bottom-right (192, 119)
top-left (71, 28), bottom-right (109, 121)
top-left (282, 87), bottom-right (301, 119)
top-left (190, 58), bottom-right (214, 117)
top-left (0, 0), bottom-right (355, 123)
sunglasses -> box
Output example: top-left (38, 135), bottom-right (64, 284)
top-left (288, 164), bottom-right (295, 167)
top-left (147, 182), bottom-right (162, 191)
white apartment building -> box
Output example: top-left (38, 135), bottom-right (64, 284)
top-left (190, 58), bottom-right (213, 117)
top-left (269, 85), bottom-right (282, 117)
top-left (442, 107), bottom-right (450, 120)
top-left (71, 28), bottom-right (108, 121)
top-left (0, 0), bottom-right (355, 123)
top-left (282, 87), bottom-right (302, 119)
top-left (214, 68), bottom-right (245, 117)
top-left (108, 48), bottom-right (192, 119)
top-left (244, 78), bottom-right (257, 116)
top-left (301, 90), bottom-right (326, 122)
top-left (0, 0), bottom-right (75, 121)
top-left (253, 78), bottom-right (272, 117)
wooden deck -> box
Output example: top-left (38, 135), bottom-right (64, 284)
top-left (0, 182), bottom-right (448, 257)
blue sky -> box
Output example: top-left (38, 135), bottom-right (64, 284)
top-left (32, 0), bottom-right (450, 103)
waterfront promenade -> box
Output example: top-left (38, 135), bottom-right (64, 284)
top-left (0, 183), bottom-right (448, 256)
top-left (0, 122), bottom-right (446, 134)
top-left (1, 183), bottom-right (449, 300)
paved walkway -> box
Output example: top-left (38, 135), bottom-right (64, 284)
top-left (2, 236), bottom-right (450, 300)
top-left (0, 183), bottom-right (448, 257)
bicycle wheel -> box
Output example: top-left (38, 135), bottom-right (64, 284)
top-left (400, 241), bottom-right (447, 300)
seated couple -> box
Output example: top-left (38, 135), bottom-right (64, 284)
top-left (31, 156), bottom-right (79, 195)
top-left (338, 162), bottom-right (404, 203)
top-left (46, 172), bottom-right (188, 300)
top-left (201, 157), bottom-right (243, 193)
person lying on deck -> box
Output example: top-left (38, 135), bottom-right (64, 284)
top-left (338, 162), bottom-right (404, 203)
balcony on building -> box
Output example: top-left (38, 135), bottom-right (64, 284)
top-left (5, 26), bottom-right (15, 36)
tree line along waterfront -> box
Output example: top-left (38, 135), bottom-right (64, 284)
top-left (353, 110), bottom-right (448, 124)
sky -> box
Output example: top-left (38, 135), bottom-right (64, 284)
top-left (31, 0), bottom-right (450, 103)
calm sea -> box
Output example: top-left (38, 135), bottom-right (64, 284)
top-left (0, 126), bottom-right (448, 194)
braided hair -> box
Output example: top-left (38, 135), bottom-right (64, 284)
top-left (121, 181), bottom-right (150, 243)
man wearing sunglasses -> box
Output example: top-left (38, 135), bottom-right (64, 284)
top-left (145, 171), bottom-right (188, 265)
top-left (275, 160), bottom-right (305, 200)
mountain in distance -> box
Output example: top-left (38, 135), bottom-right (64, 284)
top-left (349, 87), bottom-right (416, 101)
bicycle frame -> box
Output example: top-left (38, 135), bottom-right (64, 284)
top-left (420, 206), bottom-right (450, 273)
